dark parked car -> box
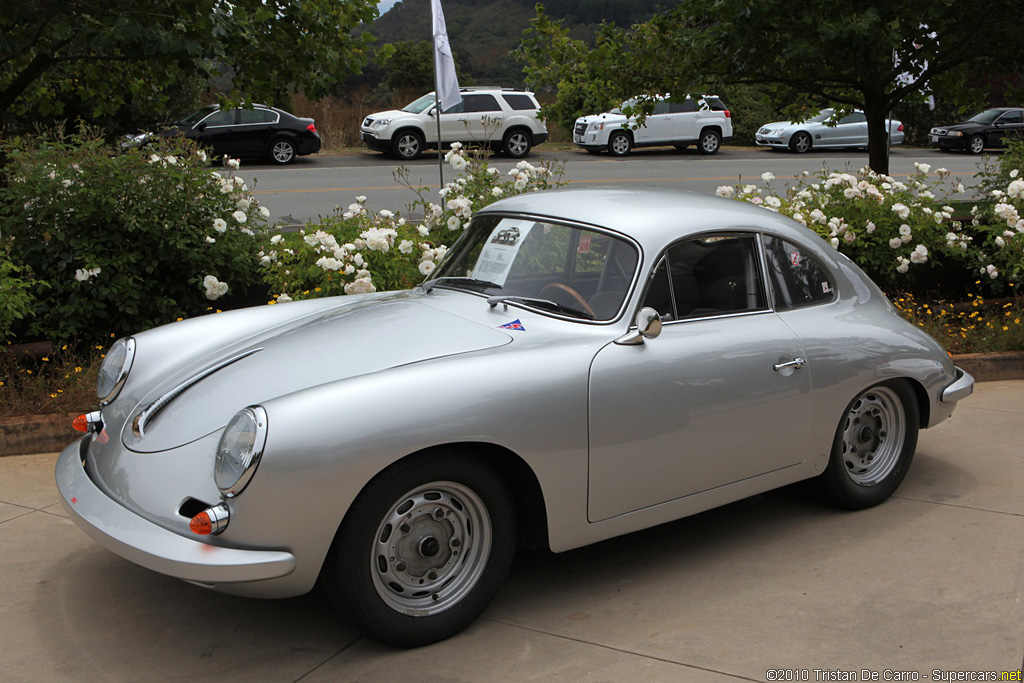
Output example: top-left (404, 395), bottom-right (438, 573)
top-left (144, 104), bottom-right (321, 164)
top-left (929, 107), bottom-right (1024, 154)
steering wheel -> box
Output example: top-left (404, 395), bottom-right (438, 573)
top-left (539, 283), bottom-right (597, 318)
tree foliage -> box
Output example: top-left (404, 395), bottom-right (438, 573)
top-left (519, 0), bottom-right (1024, 173)
top-left (0, 0), bottom-right (378, 132)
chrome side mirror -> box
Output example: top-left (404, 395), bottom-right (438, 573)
top-left (614, 307), bottom-right (663, 346)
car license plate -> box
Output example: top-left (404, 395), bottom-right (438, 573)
top-left (931, 135), bottom-right (939, 142)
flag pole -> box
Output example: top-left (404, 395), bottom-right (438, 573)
top-left (435, 86), bottom-right (443, 189)
top-left (431, 0), bottom-right (461, 194)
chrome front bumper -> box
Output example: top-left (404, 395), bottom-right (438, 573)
top-left (56, 438), bottom-right (295, 584)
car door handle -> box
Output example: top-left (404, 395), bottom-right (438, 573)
top-left (773, 357), bottom-right (806, 372)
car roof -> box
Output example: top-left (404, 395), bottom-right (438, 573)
top-left (479, 187), bottom-right (822, 251)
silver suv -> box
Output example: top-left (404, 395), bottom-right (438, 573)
top-left (573, 95), bottom-right (732, 156)
top-left (361, 87), bottom-right (549, 160)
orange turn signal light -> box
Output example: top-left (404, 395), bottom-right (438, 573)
top-left (190, 512), bottom-right (213, 535)
top-left (72, 414), bottom-right (89, 432)
top-left (189, 503), bottom-right (229, 535)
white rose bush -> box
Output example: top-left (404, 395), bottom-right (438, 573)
top-left (259, 144), bottom-right (565, 302)
top-left (0, 129), bottom-right (269, 345)
top-left (715, 163), bottom-right (1011, 292)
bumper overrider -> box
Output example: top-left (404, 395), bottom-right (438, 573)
top-left (56, 437), bottom-right (295, 585)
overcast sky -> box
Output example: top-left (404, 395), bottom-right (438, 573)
top-left (378, 0), bottom-right (400, 15)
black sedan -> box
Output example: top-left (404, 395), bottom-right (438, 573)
top-left (929, 107), bottom-right (1024, 154)
top-left (154, 104), bottom-right (321, 164)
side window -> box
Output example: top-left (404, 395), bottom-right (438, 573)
top-left (239, 109), bottom-right (278, 124)
top-left (762, 235), bottom-right (836, 310)
top-left (838, 112), bottom-right (866, 125)
top-left (201, 110), bottom-right (234, 127)
top-left (652, 101), bottom-right (670, 115)
top-left (502, 94), bottom-right (538, 111)
top-left (441, 100), bottom-right (465, 114)
top-left (463, 94), bottom-right (500, 112)
top-left (998, 110), bottom-right (1022, 124)
top-left (642, 234), bottom-right (767, 320)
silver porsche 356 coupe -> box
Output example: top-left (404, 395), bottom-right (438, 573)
top-left (57, 188), bottom-right (973, 647)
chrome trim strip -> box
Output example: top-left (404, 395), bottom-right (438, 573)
top-left (218, 406), bottom-right (269, 498)
top-left (941, 366), bottom-right (975, 404)
top-left (99, 338), bottom-right (136, 406)
top-left (133, 347), bottom-right (262, 437)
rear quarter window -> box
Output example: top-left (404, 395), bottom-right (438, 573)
top-left (502, 94), bottom-right (539, 111)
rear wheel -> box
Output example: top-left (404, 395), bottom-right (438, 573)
top-left (698, 129), bottom-right (721, 155)
top-left (502, 129), bottom-right (532, 158)
top-left (608, 131), bottom-right (632, 156)
top-left (269, 138), bottom-right (296, 164)
top-left (789, 132), bottom-right (812, 154)
top-left (322, 452), bottom-right (516, 647)
top-left (813, 381), bottom-right (919, 510)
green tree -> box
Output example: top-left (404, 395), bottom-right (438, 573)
top-left (378, 40), bottom-right (472, 102)
top-left (519, 0), bottom-right (1024, 174)
top-left (0, 0), bottom-right (378, 130)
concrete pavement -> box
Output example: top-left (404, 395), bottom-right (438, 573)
top-left (2, 381), bottom-right (1022, 682)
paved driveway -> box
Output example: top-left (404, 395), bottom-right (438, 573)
top-left (2, 381), bottom-right (1022, 682)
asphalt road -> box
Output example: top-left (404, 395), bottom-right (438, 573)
top-left (241, 145), bottom-right (991, 228)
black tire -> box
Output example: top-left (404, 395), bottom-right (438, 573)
top-left (607, 130), bottom-right (632, 156)
top-left (698, 128), bottom-right (721, 155)
top-left (322, 451), bottom-right (516, 648)
top-left (391, 130), bottom-right (424, 161)
top-left (789, 131), bottom-right (812, 154)
top-left (269, 138), bottom-right (296, 164)
top-left (968, 134), bottom-right (985, 155)
top-left (813, 380), bottom-right (919, 510)
top-left (502, 129), bottom-right (532, 158)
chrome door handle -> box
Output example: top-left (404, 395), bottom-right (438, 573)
top-left (773, 357), bottom-right (806, 372)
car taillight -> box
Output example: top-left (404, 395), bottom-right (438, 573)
top-left (307, 123), bottom-right (317, 133)
top-left (724, 110), bottom-right (731, 118)
top-left (898, 123), bottom-right (904, 132)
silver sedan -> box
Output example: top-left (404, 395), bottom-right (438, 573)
top-left (756, 109), bottom-right (905, 153)
top-left (56, 188), bottom-right (972, 647)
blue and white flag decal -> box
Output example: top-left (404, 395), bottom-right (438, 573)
top-left (499, 319), bottom-right (526, 331)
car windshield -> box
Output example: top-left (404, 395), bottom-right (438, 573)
top-left (402, 93), bottom-right (438, 114)
top-left (807, 109), bottom-right (835, 123)
top-left (426, 215), bottom-right (639, 322)
top-left (176, 106), bottom-right (218, 126)
top-left (967, 109), bottom-right (1004, 124)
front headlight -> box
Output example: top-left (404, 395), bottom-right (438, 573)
top-left (215, 406), bottom-right (268, 497)
top-left (587, 122), bottom-right (604, 133)
top-left (374, 118), bottom-right (392, 128)
top-left (96, 337), bottom-right (135, 405)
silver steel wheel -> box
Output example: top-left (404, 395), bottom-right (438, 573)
top-left (371, 480), bottom-right (492, 617)
top-left (271, 139), bottom-right (295, 164)
top-left (609, 132), bottom-right (631, 156)
top-left (840, 386), bottom-right (906, 486)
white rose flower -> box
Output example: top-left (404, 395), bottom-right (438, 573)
top-left (226, 158), bottom-right (240, 169)
top-left (761, 172), bottom-right (775, 183)
top-left (891, 203), bottom-right (910, 219)
top-left (277, 293), bottom-right (292, 303)
top-left (236, 198), bottom-right (251, 210)
top-left (909, 245), bottom-right (928, 264)
top-left (896, 256), bottom-right (910, 274)
top-left (716, 185), bottom-right (735, 198)
top-left (213, 218), bottom-right (228, 233)
top-left (418, 260), bottom-right (436, 276)
top-left (913, 162), bottom-right (931, 174)
top-left (447, 216), bottom-right (461, 230)
top-left (355, 195), bottom-right (367, 203)
top-left (379, 209), bottom-right (394, 219)
top-left (399, 240), bottom-right (414, 254)
top-left (491, 187), bottom-right (504, 197)
top-left (1010, 169), bottom-right (1020, 178)
top-left (205, 236), bottom-right (216, 244)
top-left (270, 234), bottom-right (283, 245)
top-left (232, 210), bottom-right (247, 224)
top-left (259, 206), bottom-right (271, 219)
top-left (449, 154), bottom-right (467, 171)
top-left (889, 238), bottom-right (903, 249)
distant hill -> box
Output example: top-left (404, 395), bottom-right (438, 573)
top-left (369, 0), bottom-right (669, 87)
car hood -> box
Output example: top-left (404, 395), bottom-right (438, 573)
top-left (937, 122), bottom-right (982, 132)
top-left (577, 111), bottom-right (629, 125)
top-left (366, 109), bottom-right (409, 122)
top-left (120, 293), bottom-right (513, 453)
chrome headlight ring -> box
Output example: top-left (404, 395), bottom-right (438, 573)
top-left (215, 406), bottom-right (269, 498)
top-left (96, 337), bottom-right (136, 406)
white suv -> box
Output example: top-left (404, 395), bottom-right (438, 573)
top-left (361, 87), bottom-right (549, 160)
top-left (573, 95), bottom-right (732, 156)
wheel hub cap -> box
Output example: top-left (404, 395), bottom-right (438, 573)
top-left (840, 387), bottom-right (905, 486)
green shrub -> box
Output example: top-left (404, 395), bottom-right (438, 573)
top-left (0, 240), bottom-right (41, 340)
top-left (0, 128), bottom-right (268, 346)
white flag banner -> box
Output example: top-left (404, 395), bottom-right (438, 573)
top-left (431, 0), bottom-right (462, 112)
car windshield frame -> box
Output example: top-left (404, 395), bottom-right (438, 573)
top-left (402, 94), bottom-right (439, 114)
top-left (176, 106), bottom-right (219, 127)
top-left (424, 213), bottom-right (642, 324)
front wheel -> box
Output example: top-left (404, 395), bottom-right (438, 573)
top-left (968, 134), bottom-right (985, 155)
top-left (322, 452), bottom-right (516, 647)
top-left (608, 131), bottom-right (632, 156)
top-left (392, 131), bottom-right (424, 160)
top-left (813, 381), bottom-right (919, 510)
top-left (698, 129), bottom-right (721, 155)
top-left (269, 138), bottom-right (296, 164)
top-left (789, 132), bottom-right (812, 154)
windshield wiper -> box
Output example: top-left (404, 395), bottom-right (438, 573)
top-left (486, 295), bottom-right (595, 320)
top-left (421, 277), bottom-right (502, 294)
